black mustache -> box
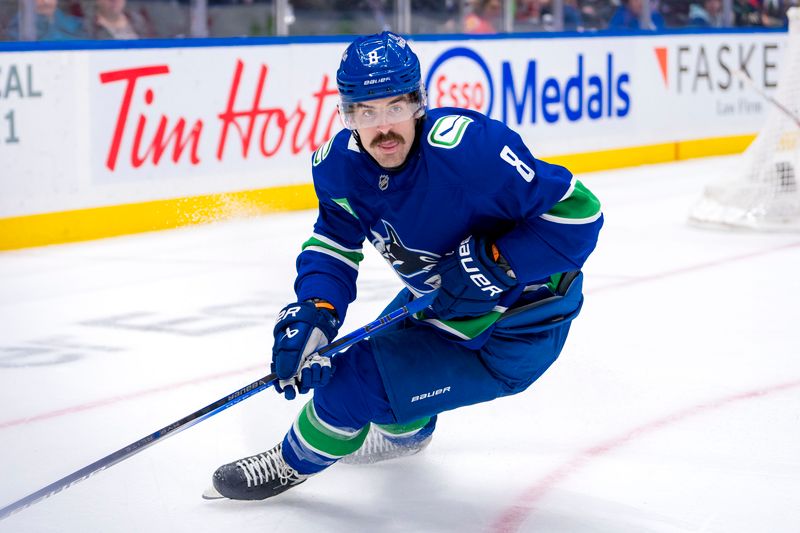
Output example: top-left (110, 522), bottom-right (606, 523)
top-left (371, 132), bottom-right (405, 148)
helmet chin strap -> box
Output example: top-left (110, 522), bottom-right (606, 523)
top-left (354, 117), bottom-right (425, 173)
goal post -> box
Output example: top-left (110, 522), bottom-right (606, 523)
top-left (688, 7), bottom-right (800, 231)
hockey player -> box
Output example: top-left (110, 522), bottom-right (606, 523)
top-left (206, 31), bottom-right (603, 501)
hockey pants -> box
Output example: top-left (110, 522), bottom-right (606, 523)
top-left (282, 274), bottom-right (583, 475)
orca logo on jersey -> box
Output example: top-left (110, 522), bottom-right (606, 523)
top-left (371, 220), bottom-right (440, 289)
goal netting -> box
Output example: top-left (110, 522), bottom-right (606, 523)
top-left (688, 7), bottom-right (800, 231)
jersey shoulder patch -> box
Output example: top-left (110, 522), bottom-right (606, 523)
top-left (427, 114), bottom-right (474, 149)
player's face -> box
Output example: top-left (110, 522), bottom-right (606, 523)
top-left (355, 96), bottom-right (418, 169)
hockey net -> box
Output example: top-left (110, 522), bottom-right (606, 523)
top-left (688, 7), bottom-right (800, 231)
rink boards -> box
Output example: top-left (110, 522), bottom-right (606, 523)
top-left (0, 29), bottom-right (787, 249)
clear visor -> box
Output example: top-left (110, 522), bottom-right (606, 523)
top-left (339, 93), bottom-right (425, 130)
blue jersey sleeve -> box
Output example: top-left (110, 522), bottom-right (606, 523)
top-left (465, 119), bottom-right (603, 284)
top-left (294, 151), bottom-right (367, 321)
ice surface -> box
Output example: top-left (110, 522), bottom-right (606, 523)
top-left (1, 155), bottom-right (798, 533)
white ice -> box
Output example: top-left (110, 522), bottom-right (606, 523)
top-left (0, 155), bottom-right (798, 533)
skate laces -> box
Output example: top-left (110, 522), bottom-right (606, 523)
top-left (235, 445), bottom-right (303, 488)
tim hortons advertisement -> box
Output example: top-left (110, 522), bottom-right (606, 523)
top-left (88, 44), bottom-right (344, 195)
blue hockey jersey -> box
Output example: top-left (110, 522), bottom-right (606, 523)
top-left (295, 107), bottom-right (602, 342)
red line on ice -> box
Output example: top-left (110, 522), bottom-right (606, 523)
top-left (489, 379), bottom-right (800, 532)
top-left (588, 241), bottom-right (800, 293)
top-left (490, 242), bottom-right (800, 533)
top-left (0, 364), bottom-right (262, 430)
top-left (490, 240), bottom-right (800, 531)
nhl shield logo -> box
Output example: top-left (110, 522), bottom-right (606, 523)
top-left (378, 174), bottom-right (390, 191)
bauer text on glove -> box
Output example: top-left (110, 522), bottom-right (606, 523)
top-left (271, 300), bottom-right (340, 400)
top-left (430, 235), bottom-right (517, 320)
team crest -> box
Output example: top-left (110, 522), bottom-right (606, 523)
top-left (370, 220), bottom-right (439, 291)
top-left (427, 115), bottom-right (473, 149)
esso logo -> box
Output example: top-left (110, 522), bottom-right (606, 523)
top-left (425, 47), bottom-right (494, 116)
top-left (434, 69), bottom-right (486, 110)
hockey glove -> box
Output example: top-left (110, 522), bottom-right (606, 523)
top-left (430, 235), bottom-right (517, 320)
top-left (271, 301), bottom-right (341, 400)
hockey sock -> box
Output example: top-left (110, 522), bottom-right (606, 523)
top-left (282, 400), bottom-right (370, 475)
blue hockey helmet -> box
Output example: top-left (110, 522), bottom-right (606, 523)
top-left (337, 31), bottom-right (427, 130)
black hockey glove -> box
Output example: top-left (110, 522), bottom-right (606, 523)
top-left (271, 300), bottom-right (340, 400)
top-left (430, 235), bottom-right (517, 320)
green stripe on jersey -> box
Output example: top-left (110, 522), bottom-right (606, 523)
top-left (302, 236), bottom-right (364, 266)
top-left (332, 197), bottom-right (359, 219)
top-left (421, 311), bottom-right (503, 340)
top-left (296, 401), bottom-right (369, 457)
top-left (546, 272), bottom-right (563, 293)
top-left (543, 180), bottom-right (602, 223)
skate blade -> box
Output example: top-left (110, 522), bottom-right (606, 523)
top-left (201, 485), bottom-right (225, 500)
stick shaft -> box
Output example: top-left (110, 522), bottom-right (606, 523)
top-left (0, 292), bottom-right (433, 521)
top-left (319, 292), bottom-right (434, 357)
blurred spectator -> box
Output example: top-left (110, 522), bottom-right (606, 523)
top-left (464, 0), bottom-right (502, 33)
top-left (659, 0), bottom-right (688, 27)
top-left (5, 0), bottom-right (87, 40)
top-left (734, 0), bottom-right (791, 26)
top-left (608, 0), bottom-right (666, 29)
top-left (735, 0), bottom-right (764, 25)
top-left (761, 0), bottom-right (790, 26)
top-left (516, 0), bottom-right (554, 30)
top-left (562, 0), bottom-right (584, 30)
top-left (88, 0), bottom-right (155, 39)
top-left (688, 0), bottom-right (724, 26)
top-left (516, 0), bottom-right (583, 31)
top-left (432, 0), bottom-right (461, 32)
top-left (579, 0), bottom-right (616, 29)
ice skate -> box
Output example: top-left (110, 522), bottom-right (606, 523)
top-left (203, 442), bottom-right (309, 501)
top-left (340, 417), bottom-right (436, 465)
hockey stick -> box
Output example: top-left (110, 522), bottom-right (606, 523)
top-left (734, 69), bottom-right (800, 128)
top-left (0, 292), bottom-right (434, 521)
